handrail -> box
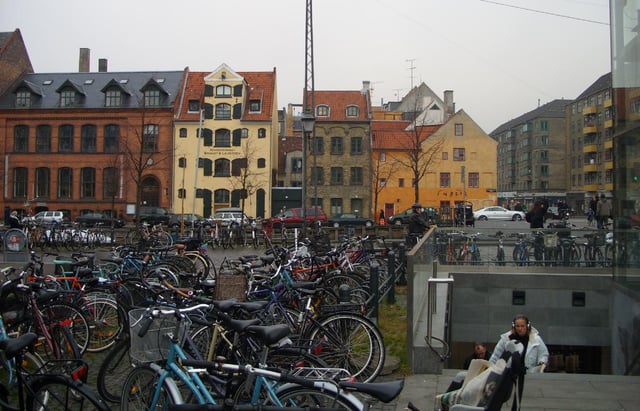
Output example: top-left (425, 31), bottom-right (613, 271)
top-left (426, 277), bottom-right (454, 361)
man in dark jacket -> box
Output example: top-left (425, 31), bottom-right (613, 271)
top-left (408, 203), bottom-right (429, 235)
top-left (525, 201), bottom-right (545, 229)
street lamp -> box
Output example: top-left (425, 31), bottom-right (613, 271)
top-left (301, 111), bottom-right (316, 210)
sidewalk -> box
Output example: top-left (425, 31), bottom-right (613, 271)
top-left (370, 370), bottom-right (640, 411)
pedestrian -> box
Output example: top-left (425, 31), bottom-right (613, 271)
top-left (406, 203), bottom-right (429, 246)
top-left (489, 314), bottom-right (549, 411)
top-left (445, 342), bottom-right (493, 392)
top-left (8, 210), bottom-right (23, 229)
top-left (588, 195), bottom-right (598, 226)
top-left (525, 200), bottom-right (545, 229)
top-left (596, 194), bottom-right (612, 229)
top-left (379, 209), bottom-right (385, 225)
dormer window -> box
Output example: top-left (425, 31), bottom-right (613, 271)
top-left (316, 105), bottom-right (329, 117)
top-left (16, 90), bottom-right (31, 108)
top-left (60, 89), bottom-right (77, 107)
top-left (346, 105), bottom-right (359, 117)
top-left (249, 99), bottom-right (261, 113)
top-left (188, 100), bottom-right (200, 112)
top-left (105, 89), bottom-right (122, 107)
top-left (144, 89), bottom-right (161, 107)
top-left (216, 85), bottom-right (232, 97)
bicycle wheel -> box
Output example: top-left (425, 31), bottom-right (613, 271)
top-left (0, 351), bottom-right (45, 404)
top-left (183, 252), bottom-right (212, 281)
top-left (84, 295), bottom-right (122, 352)
top-left (592, 247), bottom-right (604, 267)
top-left (97, 338), bottom-right (132, 403)
top-left (274, 385), bottom-right (361, 411)
top-left (307, 313), bottom-right (385, 383)
top-left (41, 303), bottom-right (91, 355)
top-left (27, 374), bottom-right (110, 410)
top-left (120, 365), bottom-right (177, 410)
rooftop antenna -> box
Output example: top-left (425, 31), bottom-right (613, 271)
top-left (406, 58), bottom-right (416, 90)
top-left (393, 88), bottom-right (403, 101)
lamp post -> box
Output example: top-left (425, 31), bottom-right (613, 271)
top-left (301, 111), bottom-right (316, 228)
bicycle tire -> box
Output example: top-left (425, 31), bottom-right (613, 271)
top-left (120, 364), bottom-right (177, 410)
top-left (84, 295), bottom-right (122, 352)
top-left (96, 337), bottom-right (132, 403)
top-left (26, 373), bottom-right (110, 410)
top-left (0, 350), bottom-right (45, 404)
top-left (274, 385), bottom-right (362, 411)
top-left (40, 303), bottom-right (91, 355)
top-left (496, 248), bottom-right (505, 266)
top-left (307, 312), bottom-right (385, 383)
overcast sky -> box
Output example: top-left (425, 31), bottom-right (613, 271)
top-left (1, 0), bottom-right (610, 133)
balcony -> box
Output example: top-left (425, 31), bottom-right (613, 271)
top-left (582, 105), bottom-right (597, 115)
top-left (583, 143), bottom-right (598, 153)
top-left (583, 163), bottom-right (599, 173)
top-left (583, 125), bottom-right (597, 134)
top-left (604, 182), bottom-right (613, 191)
top-left (604, 98), bottom-right (612, 108)
top-left (604, 119), bottom-right (613, 129)
top-left (583, 183), bottom-right (599, 192)
top-left (604, 140), bottom-right (613, 149)
top-left (604, 161), bottom-right (614, 170)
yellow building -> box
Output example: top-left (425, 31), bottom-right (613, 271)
top-left (173, 64), bottom-right (277, 218)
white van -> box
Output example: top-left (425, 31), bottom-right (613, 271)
top-left (34, 211), bottom-right (65, 224)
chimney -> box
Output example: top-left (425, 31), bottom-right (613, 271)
top-left (79, 48), bottom-right (90, 72)
top-left (444, 90), bottom-right (455, 115)
top-left (361, 80), bottom-right (370, 95)
top-left (98, 58), bottom-right (108, 72)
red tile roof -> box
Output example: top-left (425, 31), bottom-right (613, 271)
top-left (304, 90), bottom-right (370, 121)
top-left (372, 120), bottom-right (440, 150)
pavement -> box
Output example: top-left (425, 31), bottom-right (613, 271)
top-left (369, 369), bottom-right (640, 411)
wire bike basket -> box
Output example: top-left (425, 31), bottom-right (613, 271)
top-left (128, 308), bottom-right (192, 364)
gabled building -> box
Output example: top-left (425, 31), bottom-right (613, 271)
top-left (304, 83), bottom-right (373, 218)
top-left (491, 99), bottom-right (572, 206)
top-left (173, 64), bottom-right (277, 219)
top-left (0, 51), bottom-right (183, 219)
top-left (0, 29), bottom-right (33, 96)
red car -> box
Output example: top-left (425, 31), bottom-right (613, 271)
top-left (262, 207), bottom-right (328, 228)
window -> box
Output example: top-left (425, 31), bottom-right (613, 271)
top-left (351, 198), bottom-right (363, 214)
top-left (104, 124), bottom-right (119, 153)
top-left (34, 167), bottom-right (49, 198)
top-left (330, 198), bottom-right (343, 215)
top-left (257, 158), bottom-right (266, 168)
top-left (311, 137), bottom-right (324, 154)
top-left (291, 157), bottom-right (302, 174)
top-left (177, 188), bottom-right (186, 198)
top-left (178, 157), bottom-right (187, 168)
top-left (399, 178), bottom-right (405, 187)
top-left (59, 125), bottom-right (74, 152)
top-left (380, 152), bottom-right (386, 162)
top-left (455, 123), bottom-right (463, 136)
top-left (105, 89), bottom-right (121, 107)
top-left (215, 103), bottom-right (231, 119)
top-left (453, 148), bottom-right (465, 161)
top-left (14, 125), bottom-right (29, 152)
top-left (330, 167), bottom-right (343, 185)
top-left (350, 137), bottom-right (363, 154)
top-left (540, 135), bottom-right (549, 146)
top-left (216, 85), bottom-right (232, 97)
top-left (468, 172), bottom-right (479, 188)
top-left (346, 105), bottom-right (359, 117)
top-left (214, 188), bottom-right (230, 203)
top-left (143, 124), bottom-right (159, 152)
top-left (311, 167), bottom-right (324, 185)
top-left (16, 90), bottom-right (31, 108)
top-left (188, 100), bottom-right (200, 112)
top-left (241, 128), bottom-right (249, 138)
top-left (215, 129), bottom-right (231, 147)
top-left (103, 167), bottom-right (119, 199)
top-left (540, 120), bottom-right (549, 131)
top-left (350, 167), bottom-right (363, 185)
top-left (214, 158), bottom-right (231, 177)
top-left (179, 128), bottom-right (187, 138)
top-left (13, 168), bottom-right (28, 198)
top-left (232, 158), bottom-right (247, 176)
top-left (60, 90), bottom-right (76, 107)
top-left (36, 125), bottom-right (51, 153)
top-left (81, 124), bottom-right (97, 153)
top-left (80, 167), bottom-right (96, 198)
top-left (540, 165), bottom-right (549, 176)
top-left (379, 178), bottom-right (386, 187)
top-left (58, 167), bottom-right (72, 198)
top-left (144, 89), bottom-right (161, 107)
top-left (249, 100), bottom-right (261, 112)
top-left (442, 151), bottom-right (448, 160)
top-left (331, 137), bottom-right (343, 155)
top-left (440, 172), bottom-right (451, 187)
top-left (258, 128), bottom-right (266, 138)
top-left (316, 105), bottom-right (329, 117)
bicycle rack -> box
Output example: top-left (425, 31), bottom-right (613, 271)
top-left (426, 277), bottom-right (454, 361)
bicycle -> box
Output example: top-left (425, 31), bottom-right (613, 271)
top-left (511, 233), bottom-right (530, 266)
top-left (583, 232), bottom-right (606, 267)
top-left (0, 332), bottom-right (109, 410)
top-left (456, 232), bottom-right (481, 265)
top-left (490, 231), bottom-right (506, 266)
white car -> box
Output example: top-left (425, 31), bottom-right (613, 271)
top-left (473, 206), bottom-right (525, 221)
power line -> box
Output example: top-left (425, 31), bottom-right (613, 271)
top-left (479, 0), bottom-right (609, 25)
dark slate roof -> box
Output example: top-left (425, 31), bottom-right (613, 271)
top-left (0, 32), bottom-right (12, 49)
top-left (0, 71), bottom-right (184, 109)
top-left (575, 72), bottom-right (611, 101)
top-left (490, 99), bottom-right (573, 135)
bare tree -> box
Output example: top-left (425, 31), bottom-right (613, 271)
top-left (371, 152), bottom-right (400, 218)
top-left (230, 138), bottom-right (266, 218)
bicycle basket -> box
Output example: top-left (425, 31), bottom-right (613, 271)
top-left (128, 308), bottom-right (192, 364)
top-left (544, 234), bottom-right (557, 248)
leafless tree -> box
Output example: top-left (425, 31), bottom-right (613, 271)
top-left (230, 138), bottom-right (265, 219)
top-left (371, 152), bottom-right (400, 218)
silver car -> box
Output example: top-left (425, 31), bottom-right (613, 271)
top-left (473, 206), bottom-right (525, 221)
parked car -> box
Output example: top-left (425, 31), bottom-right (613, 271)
top-left (75, 212), bottom-right (126, 228)
top-left (473, 206), bottom-right (525, 221)
top-left (387, 207), bottom-right (439, 225)
top-left (327, 213), bottom-right (375, 228)
top-left (33, 210), bottom-right (66, 224)
top-left (262, 207), bottom-right (328, 228)
top-left (139, 206), bottom-right (171, 226)
top-left (210, 207), bottom-right (251, 227)
top-left (167, 213), bottom-right (211, 229)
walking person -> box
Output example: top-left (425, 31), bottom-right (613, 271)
top-left (489, 314), bottom-right (549, 411)
top-left (587, 195), bottom-right (598, 226)
top-left (596, 194), bottom-right (612, 229)
top-left (406, 203), bottom-right (429, 246)
top-left (525, 200), bottom-right (545, 229)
